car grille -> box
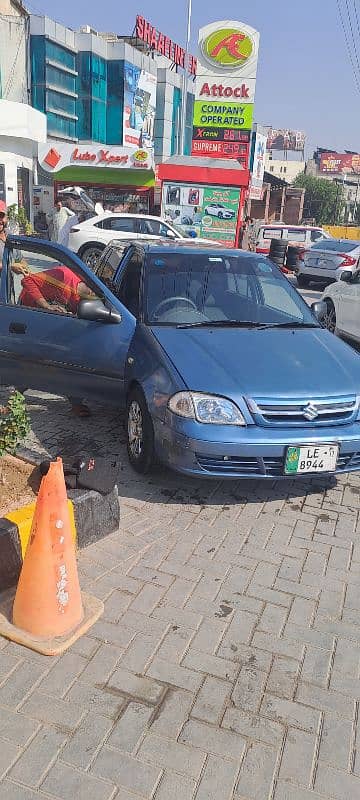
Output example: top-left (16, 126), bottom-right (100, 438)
top-left (196, 452), bottom-right (360, 477)
top-left (247, 395), bottom-right (358, 427)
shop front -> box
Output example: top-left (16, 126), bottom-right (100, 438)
top-left (0, 100), bottom-right (46, 223)
top-left (36, 142), bottom-right (155, 222)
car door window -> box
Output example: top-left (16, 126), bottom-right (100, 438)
top-left (311, 230), bottom-right (324, 242)
top-left (6, 246), bottom-right (101, 315)
top-left (102, 217), bottom-right (136, 232)
top-left (115, 250), bottom-right (142, 317)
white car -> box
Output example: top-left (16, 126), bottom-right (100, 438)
top-left (68, 213), bottom-right (214, 267)
top-left (321, 270), bottom-right (360, 342)
top-left (203, 203), bottom-right (235, 220)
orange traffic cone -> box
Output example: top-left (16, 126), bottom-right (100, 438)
top-left (0, 458), bottom-right (103, 655)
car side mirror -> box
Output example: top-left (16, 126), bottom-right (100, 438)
top-left (78, 298), bottom-right (121, 324)
top-left (311, 300), bottom-right (327, 322)
top-left (340, 270), bottom-right (353, 283)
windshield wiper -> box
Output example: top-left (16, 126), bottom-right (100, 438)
top-left (175, 319), bottom-right (319, 330)
top-left (255, 321), bottom-right (319, 330)
top-left (176, 320), bottom-right (267, 329)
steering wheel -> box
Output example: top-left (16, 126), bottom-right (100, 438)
top-left (154, 296), bottom-right (197, 318)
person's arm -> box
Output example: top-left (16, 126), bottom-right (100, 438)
top-left (20, 274), bottom-right (66, 312)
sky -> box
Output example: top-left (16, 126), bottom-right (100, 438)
top-left (26, 0), bottom-right (360, 157)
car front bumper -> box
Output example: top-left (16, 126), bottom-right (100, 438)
top-left (154, 414), bottom-right (360, 478)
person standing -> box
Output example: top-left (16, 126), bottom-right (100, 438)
top-left (49, 201), bottom-right (75, 246)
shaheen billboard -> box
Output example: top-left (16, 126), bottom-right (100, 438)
top-left (191, 20), bottom-right (260, 160)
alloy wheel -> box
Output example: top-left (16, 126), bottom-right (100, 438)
top-left (128, 400), bottom-right (143, 459)
top-left (323, 303), bottom-right (336, 333)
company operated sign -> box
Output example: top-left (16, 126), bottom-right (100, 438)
top-left (193, 101), bottom-right (253, 129)
top-left (135, 15), bottom-right (197, 75)
top-left (38, 143), bottom-right (153, 173)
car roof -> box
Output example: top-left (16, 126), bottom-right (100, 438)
top-left (315, 238), bottom-right (359, 246)
top-left (83, 212), bottom-right (173, 224)
top-left (260, 223), bottom-right (323, 231)
top-left (125, 240), bottom-right (258, 257)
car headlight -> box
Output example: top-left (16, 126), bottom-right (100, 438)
top-left (168, 392), bottom-right (246, 426)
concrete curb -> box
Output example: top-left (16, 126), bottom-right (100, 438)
top-left (0, 452), bottom-right (120, 591)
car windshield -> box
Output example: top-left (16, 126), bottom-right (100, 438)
top-left (144, 252), bottom-right (318, 328)
top-left (311, 240), bottom-right (358, 252)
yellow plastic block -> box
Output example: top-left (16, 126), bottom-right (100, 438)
top-left (5, 500), bottom-right (77, 557)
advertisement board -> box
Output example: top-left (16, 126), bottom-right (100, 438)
top-left (250, 128), bottom-right (267, 200)
top-left (192, 20), bottom-right (259, 161)
top-left (162, 181), bottom-right (240, 247)
top-left (266, 128), bottom-right (306, 152)
top-left (319, 152), bottom-right (360, 174)
top-left (123, 63), bottom-right (157, 149)
top-left (38, 143), bottom-right (153, 173)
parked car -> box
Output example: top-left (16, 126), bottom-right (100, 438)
top-left (296, 239), bottom-right (360, 288)
top-left (321, 269), bottom-right (360, 342)
top-left (2, 235), bottom-right (360, 479)
top-left (203, 204), bottom-right (235, 220)
top-left (255, 224), bottom-right (331, 257)
top-left (68, 213), bottom-right (213, 268)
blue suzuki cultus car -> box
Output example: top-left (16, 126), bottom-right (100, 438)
top-left (2, 235), bottom-right (360, 479)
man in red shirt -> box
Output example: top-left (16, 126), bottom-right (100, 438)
top-left (19, 265), bottom-right (95, 314)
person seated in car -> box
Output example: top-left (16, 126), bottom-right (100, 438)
top-left (19, 265), bottom-right (96, 314)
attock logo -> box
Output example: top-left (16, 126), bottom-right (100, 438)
top-left (201, 27), bottom-right (253, 69)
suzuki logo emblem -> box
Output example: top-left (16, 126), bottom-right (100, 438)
top-left (303, 402), bottom-right (319, 421)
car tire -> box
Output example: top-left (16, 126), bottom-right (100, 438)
top-left (297, 275), bottom-right (311, 288)
top-left (323, 299), bottom-right (337, 333)
top-left (126, 387), bottom-right (155, 474)
top-left (218, 211), bottom-right (223, 219)
top-left (79, 243), bottom-right (105, 269)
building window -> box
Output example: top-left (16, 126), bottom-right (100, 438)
top-left (46, 65), bottom-right (76, 94)
top-left (47, 111), bottom-right (76, 140)
top-left (269, 166), bottom-right (274, 173)
top-left (77, 51), bottom-right (107, 143)
top-left (283, 167), bottom-right (287, 174)
top-left (46, 40), bottom-right (76, 72)
top-left (171, 87), bottom-right (181, 155)
top-left (47, 89), bottom-right (76, 117)
top-left (107, 60), bottom-right (123, 145)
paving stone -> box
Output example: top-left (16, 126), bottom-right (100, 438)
top-left (0, 663), bottom-right (46, 709)
top-left (191, 676), bottom-right (231, 724)
top-left (261, 694), bottom-right (320, 733)
top-left (38, 652), bottom-right (88, 698)
top-left (91, 748), bottom-right (161, 796)
top-left (0, 740), bottom-right (22, 779)
top-left (61, 712), bottom-right (112, 769)
top-left (138, 732), bottom-right (205, 778)
top-left (180, 720), bottom-right (246, 760)
top-left (183, 649), bottom-right (237, 681)
top-left (146, 657), bottom-right (203, 692)
top-left (235, 741), bottom-right (277, 799)
top-left (278, 728), bottom-right (316, 785)
top-left (0, 711), bottom-right (38, 747)
top-left (296, 682), bottom-right (354, 718)
top-left (318, 712), bottom-right (353, 771)
top-left (154, 772), bottom-right (196, 800)
top-left (108, 703), bottom-right (152, 753)
top-left (65, 682), bottom-right (126, 719)
top-left (10, 727), bottom-right (66, 787)
top-left (315, 762), bottom-right (360, 799)
top-left (42, 760), bottom-right (116, 800)
top-left (0, 783), bottom-right (43, 800)
top-left (106, 668), bottom-right (164, 704)
top-left (232, 664), bottom-right (269, 714)
top-left (150, 687), bottom-right (193, 738)
top-left (196, 754), bottom-right (239, 800)
top-left (222, 707), bottom-right (284, 745)
top-left (20, 692), bottom-right (84, 731)
top-left (156, 625), bottom-right (193, 663)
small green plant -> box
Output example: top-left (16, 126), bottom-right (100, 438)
top-left (0, 391), bottom-right (30, 456)
top-left (7, 204), bottom-right (33, 235)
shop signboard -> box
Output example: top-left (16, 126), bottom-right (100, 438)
top-left (38, 143), bottom-right (154, 173)
top-left (319, 152), bottom-right (360, 174)
top-left (162, 180), bottom-right (240, 247)
top-left (135, 15), bottom-right (197, 74)
top-left (266, 128), bottom-right (306, 152)
top-left (192, 20), bottom-right (260, 160)
top-left (123, 63), bottom-right (157, 150)
top-left (249, 127), bottom-right (267, 200)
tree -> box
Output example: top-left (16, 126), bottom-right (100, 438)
top-left (294, 174), bottom-right (344, 225)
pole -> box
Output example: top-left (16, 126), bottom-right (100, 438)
top-left (179, 0), bottom-right (192, 155)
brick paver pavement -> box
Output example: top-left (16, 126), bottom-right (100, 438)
top-left (0, 391), bottom-right (360, 798)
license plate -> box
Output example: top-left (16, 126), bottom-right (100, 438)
top-left (285, 444), bottom-right (338, 475)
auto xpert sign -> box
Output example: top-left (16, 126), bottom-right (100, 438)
top-left (192, 20), bottom-right (259, 158)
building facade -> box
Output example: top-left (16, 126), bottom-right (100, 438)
top-left (30, 15), bottom-right (194, 161)
top-left (265, 153), bottom-right (304, 184)
top-left (0, 0), bottom-right (46, 219)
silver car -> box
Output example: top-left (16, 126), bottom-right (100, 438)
top-left (296, 239), bottom-right (360, 288)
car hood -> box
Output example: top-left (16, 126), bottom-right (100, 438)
top-left (151, 326), bottom-right (360, 399)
